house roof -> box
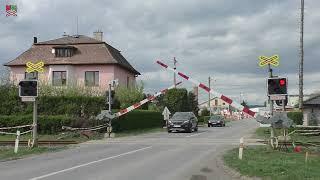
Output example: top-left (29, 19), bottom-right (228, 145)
top-left (4, 35), bottom-right (140, 75)
top-left (303, 94), bottom-right (320, 105)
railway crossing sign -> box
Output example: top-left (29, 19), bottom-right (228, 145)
top-left (258, 55), bottom-right (279, 67)
top-left (26, 61), bottom-right (45, 73)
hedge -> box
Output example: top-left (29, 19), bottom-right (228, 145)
top-left (287, 111), bottom-right (303, 125)
top-left (112, 110), bottom-right (162, 132)
top-left (0, 93), bottom-right (106, 117)
top-left (38, 96), bottom-right (106, 117)
top-left (0, 110), bottom-right (163, 134)
top-left (0, 115), bottom-right (74, 134)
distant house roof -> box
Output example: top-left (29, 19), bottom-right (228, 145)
top-left (303, 95), bottom-right (320, 106)
top-left (4, 35), bottom-right (140, 75)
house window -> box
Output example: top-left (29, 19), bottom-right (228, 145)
top-left (222, 102), bottom-right (225, 105)
top-left (215, 99), bottom-right (218, 106)
top-left (55, 48), bottom-right (74, 57)
top-left (127, 76), bottom-right (130, 88)
top-left (52, 71), bottom-right (67, 86)
top-left (25, 72), bottom-right (38, 80)
top-left (85, 71), bottom-right (99, 86)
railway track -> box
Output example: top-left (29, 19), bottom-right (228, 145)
top-left (0, 140), bottom-right (78, 146)
top-left (258, 140), bottom-right (320, 147)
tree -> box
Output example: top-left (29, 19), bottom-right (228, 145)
top-left (115, 81), bottom-right (144, 109)
top-left (188, 91), bottom-right (199, 116)
top-left (201, 108), bottom-right (210, 116)
top-left (162, 88), bottom-right (189, 114)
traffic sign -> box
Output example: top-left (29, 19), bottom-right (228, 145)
top-left (259, 55), bottom-right (279, 67)
top-left (26, 61), bottom-right (44, 73)
top-left (270, 95), bottom-right (286, 100)
top-left (21, 97), bottom-right (35, 102)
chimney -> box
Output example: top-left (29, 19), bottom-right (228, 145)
top-left (93, 30), bottom-right (103, 41)
top-left (33, 37), bottom-right (37, 44)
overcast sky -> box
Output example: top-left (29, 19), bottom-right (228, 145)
top-left (1, 0), bottom-right (319, 105)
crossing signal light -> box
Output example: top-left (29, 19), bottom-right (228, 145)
top-left (267, 77), bottom-right (287, 95)
top-left (279, 79), bottom-right (286, 86)
top-left (19, 80), bottom-right (38, 97)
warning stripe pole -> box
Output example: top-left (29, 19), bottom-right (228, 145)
top-left (156, 60), bottom-right (257, 118)
top-left (115, 82), bottom-right (182, 117)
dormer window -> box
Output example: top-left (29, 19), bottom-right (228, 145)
top-left (53, 46), bottom-right (75, 57)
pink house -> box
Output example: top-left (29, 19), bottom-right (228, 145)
top-left (4, 31), bottom-right (140, 91)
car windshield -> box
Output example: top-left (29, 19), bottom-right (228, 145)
top-left (209, 116), bottom-right (223, 121)
top-left (172, 112), bottom-right (192, 120)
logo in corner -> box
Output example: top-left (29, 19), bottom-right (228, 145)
top-left (6, 4), bottom-right (17, 17)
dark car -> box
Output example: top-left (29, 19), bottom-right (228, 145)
top-left (167, 112), bottom-right (198, 133)
top-left (208, 116), bottom-right (225, 127)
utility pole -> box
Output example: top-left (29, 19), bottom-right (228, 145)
top-left (299, 0), bottom-right (304, 110)
top-left (173, 57), bottom-right (177, 88)
top-left (208, 77), bottom-right (211, 115)
top-left (108, 83), bottom-right (112, 113)
top-left (108, 82), bottom-right (112, 138)
top-left (32, 100), bottom-right (38, 147)
top-left (268, 64), bottom-right (275, 139)
top-left (268, 64), bottom-right (273, 116)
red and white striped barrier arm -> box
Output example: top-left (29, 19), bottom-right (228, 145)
top-left (156, 60), bottom-right (257, 118)
top-left (115, 82), bottom-right (182, 117)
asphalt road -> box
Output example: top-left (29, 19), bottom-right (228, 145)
top-left (0, 119), bottom-right (260, 180)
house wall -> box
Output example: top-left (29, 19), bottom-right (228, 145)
top-left (113, 65), bottom-right (136, 88)
top-left (8, 65), bottom-right (136, 91)
top-left (73, 65), bottom-right (115, 90)
top-left (303, 107), bottom-right (320, 125)
top-left (199, 98), bottom-right (229, 110)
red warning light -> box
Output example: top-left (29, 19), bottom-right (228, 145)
top-left (279, 79), bottom-right (286, 86)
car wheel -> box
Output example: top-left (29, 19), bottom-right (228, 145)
top-left (208, 124), bottom-right (210, 127)
top-left (223, 124), bottom-right (226, 127)
top-left (168, 129), bottom-right (172, 133)
top-left (195, 127), bottom-right (198, 132)
top-left (187, 128), bottom-right (192, 133)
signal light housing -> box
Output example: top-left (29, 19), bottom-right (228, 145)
top-left (19, 80), bottom-right (38, 97)
top-left (267, 77), bottom-right (288, 96)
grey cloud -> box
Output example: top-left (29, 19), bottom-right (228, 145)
top-left (1, 0), bottom-right (320, 104)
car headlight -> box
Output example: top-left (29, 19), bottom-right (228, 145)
top-left (168, 121), bottom-right (173, 124)
top-left (183, 120), bottom-right (190, 124)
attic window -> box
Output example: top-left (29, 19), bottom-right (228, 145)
top-left (53, 46), bottom-right (75, 57)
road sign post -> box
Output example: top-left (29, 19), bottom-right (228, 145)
top-left (14, 130), bottom-right (20, 153)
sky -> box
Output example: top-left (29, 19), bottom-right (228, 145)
top-left (0, 0), bottom-right (319, 105)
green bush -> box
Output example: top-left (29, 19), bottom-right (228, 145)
top-left (0, 84), bottom-right (107, 117)
top-left (112, 110), bottom-right (162, 132)
top-left (198, 116), bottom-right (210, 124)
top-left (287, 111), bottom-right (303, 125)
top-left (0, 115), bottom-right (74, 134)
top-left (0, 85), bottom-right (32, 115)
top-left (201, 108), bottom-right (210, 116)
top-left (38, 96), bottom-right (105, 117)
top-left (162, 88), bottom-right (189, 114)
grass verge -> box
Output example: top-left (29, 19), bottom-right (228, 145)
top-left (0, 146), bottom-right (66, 161)
top-left (224, 146), bottom-right (320, 179)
